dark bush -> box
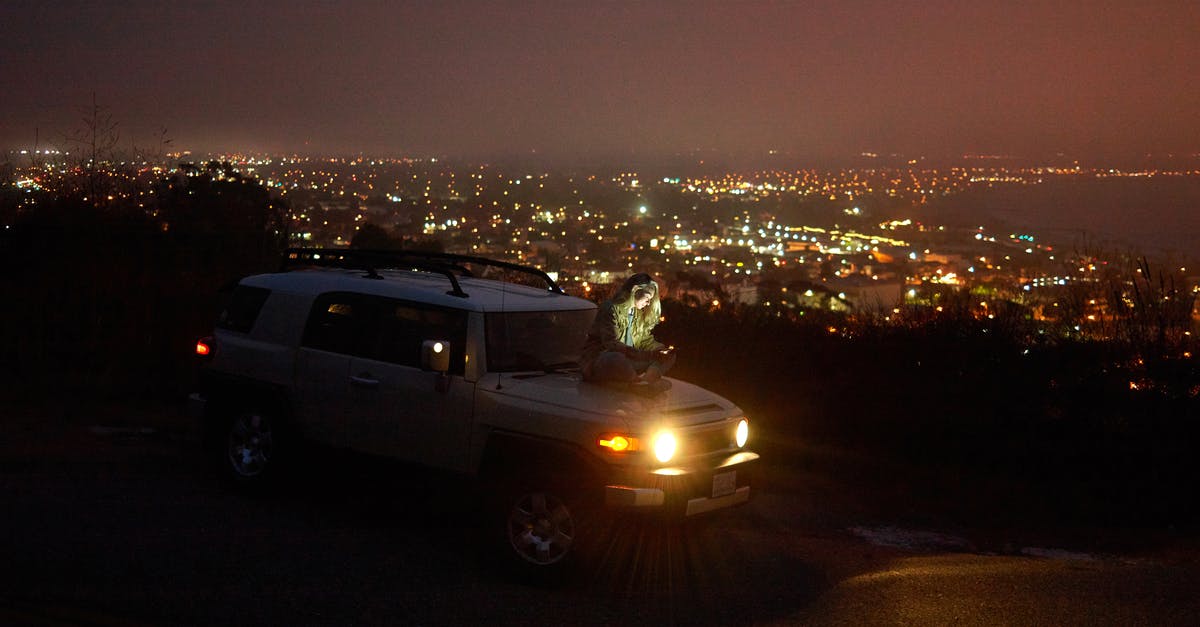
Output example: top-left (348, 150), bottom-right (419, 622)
top-left (658, 299), bottom-right (1199, 525)
top-left (0, 171), bottom-right (286, 400)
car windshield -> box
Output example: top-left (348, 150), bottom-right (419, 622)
top-left (485, 309), bottom-right (595, 372)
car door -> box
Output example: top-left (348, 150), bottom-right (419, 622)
top-left (294, 291), bottom-right (371, 448)
top-left (344, 297), bottom-right (475, 472)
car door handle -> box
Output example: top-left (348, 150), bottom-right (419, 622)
top-left (350, 375), bottom-right (380, 388)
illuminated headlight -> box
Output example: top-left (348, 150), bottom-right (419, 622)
top-left (653, 431), bottom-right (677, 463)
top-left (736, 418), bottom-right (749, 448)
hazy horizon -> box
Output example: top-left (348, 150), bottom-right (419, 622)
top-left (3, 1), bottom-right (1198, 162)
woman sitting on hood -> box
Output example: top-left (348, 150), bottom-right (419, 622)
top-left (580, 272), bottom-right (675, 384)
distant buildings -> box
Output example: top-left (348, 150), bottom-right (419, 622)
top-left (5, 153), bottom-right (1196, 335)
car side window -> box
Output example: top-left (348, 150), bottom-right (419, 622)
top-left (302, 292), bottom-right (370, 356)
top-left (372, 297), bottom-right (467, 375)
top-left (216, 285), bottom-right (270, 333)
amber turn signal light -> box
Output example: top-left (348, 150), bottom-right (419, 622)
top-left (598, 435), bottom-right (639, 453)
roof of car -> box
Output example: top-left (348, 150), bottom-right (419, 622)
top-left (240, 267), bottom-right (597, 313)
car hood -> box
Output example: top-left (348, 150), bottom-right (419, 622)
top-left (490, 373), bottom-right (740, 428)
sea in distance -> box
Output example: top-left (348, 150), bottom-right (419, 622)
top-left (918, 175), bottom-right (1200, 265)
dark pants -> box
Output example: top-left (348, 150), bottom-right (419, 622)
top-left (585, 350), bottom-right (675, 383)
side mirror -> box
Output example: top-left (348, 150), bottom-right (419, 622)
top-left (421, 340), bottom-right (450, 373)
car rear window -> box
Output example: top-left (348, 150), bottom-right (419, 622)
top-left (216, 285), bottom-right (271, 333)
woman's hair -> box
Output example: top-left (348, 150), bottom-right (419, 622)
top-left (611, 272), bottom-right (661, 338)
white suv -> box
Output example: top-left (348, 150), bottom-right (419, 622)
top-left (193, 248), bottom-right (758, 570)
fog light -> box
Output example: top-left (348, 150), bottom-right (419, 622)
top-left (736, 419), bottom-right (749, 448)
top-left (653, 432), bottom-right (677, 463)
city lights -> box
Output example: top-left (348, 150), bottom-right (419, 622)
top-left (5, 150), bottom-right (1195, 336)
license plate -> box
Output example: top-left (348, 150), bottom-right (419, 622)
top-left (712, 471), bottom-right (736, 498)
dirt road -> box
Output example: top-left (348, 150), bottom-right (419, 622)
top-left (1, 402), bottom-right (1196, 625)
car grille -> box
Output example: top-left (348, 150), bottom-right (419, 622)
top-left (681, 422), bottom-right (738, 457)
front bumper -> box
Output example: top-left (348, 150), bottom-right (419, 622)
top-left (604, 450), bottom-right (759, 516)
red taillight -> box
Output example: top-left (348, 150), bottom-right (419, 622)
top-left (196, 337), bottom-right (214, 357)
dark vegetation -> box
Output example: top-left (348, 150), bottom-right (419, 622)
top-left (0, 163), bottom-right (286, 399)
top-left (2, 164), bottom-right (1196, 537)
top-left (660, 301), bottom-right (1199, 532)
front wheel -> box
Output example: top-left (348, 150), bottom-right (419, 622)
top-left (505, 488), bottom-right (578, 567)
top-left (491, 477), bottom-right (608, 577)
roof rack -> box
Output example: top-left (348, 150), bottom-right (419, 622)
top-left (281, 247), bottom-right (565, 297)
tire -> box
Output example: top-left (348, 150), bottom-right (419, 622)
top-left (491, 474), bottom-right (609, 577)
top-left (208, 405), bottom-right (285, 489)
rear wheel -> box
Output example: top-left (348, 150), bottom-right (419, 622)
top-left (226, 409), bottom-right (274, 479)
top-left (207, 405), bottom-right (286, 489)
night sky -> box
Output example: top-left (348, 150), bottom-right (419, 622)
top-left (2, 0), bottom-right (1197, 162)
